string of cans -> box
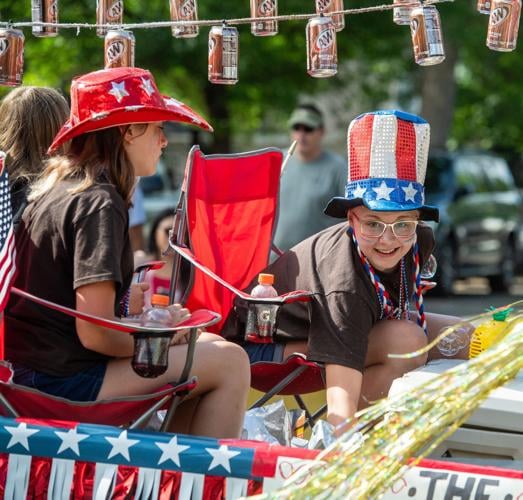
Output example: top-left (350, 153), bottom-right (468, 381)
top-left (0, 0), bottom-right (520, 88)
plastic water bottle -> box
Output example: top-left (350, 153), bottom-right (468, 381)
top-left (132, 294), bottom-right (174, 378)
top-left (245, 273), bottom-right (278, 342)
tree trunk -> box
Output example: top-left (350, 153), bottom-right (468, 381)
top-left (420, 42), bottom-right (458, 152)
top-left (204, 82), bottom-right (232, 153)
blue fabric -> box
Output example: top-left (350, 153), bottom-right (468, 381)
top-left (243, 342), bottom-right (285, 363)
top-left (12, 363), bottom-right (107, 402)
top-left (354, 109), bottom-right (427, 124)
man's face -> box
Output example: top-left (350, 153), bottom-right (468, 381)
top-left (348, 206), bottom-right (420, 272)
top-left (290, 123), bottom-right (324, 157)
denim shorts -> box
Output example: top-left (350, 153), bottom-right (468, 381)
top-left (12, 363), bottom-right (107, 402)
top-left (243, 342), bottom-right (285, 363)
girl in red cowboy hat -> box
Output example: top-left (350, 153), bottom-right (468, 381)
top-left (224, 110), bottom-right (471, 434)
top-left (5, 67), bottom-right (250, 439)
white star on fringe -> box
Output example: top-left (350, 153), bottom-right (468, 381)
top-left (402, 182), bottom-right (418, 202)
top-left (55, 428), bottom-right (90, 456)
top-left (105, 430), bottom-right (139, 461)
top-left (155, 436), bottom-right (190, 466)
top-left (373, 181), bottom-right (395, 201)
top-left (206, 445), bottom-right (241, 473)
top-left (352, 184), bottom-right (367, 199)
top-left (140, 77), bottom-right (155, 96)
top-left (5, 423), bottom-right (39, 451)
top-left (108, 81), bottom-right (129, 103)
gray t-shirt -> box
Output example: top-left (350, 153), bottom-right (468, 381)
top-left (273, 150), bottom-right (346, 252)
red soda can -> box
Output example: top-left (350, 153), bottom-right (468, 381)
top-left (169, 0), bottom-right (199, 39)
top-left (315, 0), bottom-right (345, 32)
top-left (208, 25), bottom-right (239, 85)
top-left (0, 28), bottom-right (24, 87)
top-left (96, 0), bottom-right (124, 38)
top-left (393, 0), bottom-right (412, 25)
top-left (306, 15), bottom-right (337, 78)
top-left (477, 0), bottom-right (492, 14)
top-left (410, 5), bottom-right (445, 66)
top-left (487, 0), bottom-right (521, 51)
top-left (32, 0), bottom-right (59, 37)
top-left (251, 0), bottom-right (278, 37)
top-left (104, 29), bottom-right (135, 68)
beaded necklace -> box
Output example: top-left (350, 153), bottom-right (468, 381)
top-left (348, 227), bottom-right (427, 335)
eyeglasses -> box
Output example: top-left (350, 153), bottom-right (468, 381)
top-left (352, 212), bottom-right (418, 239)
top-left (292, 124), bottom-right (315, 133)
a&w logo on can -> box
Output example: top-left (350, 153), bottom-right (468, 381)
top-left (107, 40), bottom-right (124, 61)
top-left (315, 28), bottom-right (335, 51)
top-left (490, 6), bottom-right (509, 25)
top-left (258, 0), bottom-right (276, 16)
top-left (49, 0), bottom-right (58, 16)
top-left (316, 0), bottom-right (333, 10)
top-left (410, 18), bottom-right (419, 34)
top-left (0, 37), bottom-right (9, 57)
top-left (180, 0), bottom-right (196, 18)
top-left (108, 0), bottom-right (123, 20)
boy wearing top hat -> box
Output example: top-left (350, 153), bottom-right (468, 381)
top-left (224, 110), bottom-right (469, 431)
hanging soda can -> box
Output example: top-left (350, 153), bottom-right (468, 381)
top-left (32, 0), bottom-right (59, 37)
top-left (486, 0), bottom-right (521, 51)
top-left (169, 0), bottom-right (199, 38)
top-left (251, 0), bottom-right (278, 36)
top-left (96, 0), bottom-right (124, 38)
top-left (306, 15), bottom-right (337, 78)
top-left (208, 25), bottom-right (239, 85)
top-left (315, 0), bottom-right (345, 32)
top-left (0, 28), bottom-right (24, 87)
top-left (410, 5), bottom-right (445, 66)
top-left (393, 0), bottom-right (412, 25)
top-left (104, 29), bottom-right (135, 68)
top-left (477, 0), bottom-right (492, 14)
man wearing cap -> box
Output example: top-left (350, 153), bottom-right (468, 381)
top-left (273, 103), bottom-right (346, 252)
top-left (224, 110), bottom-right (469, 433)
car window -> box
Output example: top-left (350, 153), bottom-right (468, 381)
top-left (425, 157), bottom-right (453, 194)
top-left (454, 156), bottom-right (490, 193)
top-left (482, 157), bottom-right (515, 192)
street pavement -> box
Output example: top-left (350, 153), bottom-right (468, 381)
top-left (425, 277), bottom-right (523, 317)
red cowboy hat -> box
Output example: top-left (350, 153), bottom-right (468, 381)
top-left (48, 67), bottom-right (213, 153)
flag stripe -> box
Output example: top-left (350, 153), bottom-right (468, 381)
top-left (396, 119), bottom-right (417, 181)
top-left (348, 114), bottom-right (373, 180)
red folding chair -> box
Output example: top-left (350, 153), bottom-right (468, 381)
top-left (0, 150), bottom-right (221, 431)
top-left (169, 146), bottom-right (326, 428)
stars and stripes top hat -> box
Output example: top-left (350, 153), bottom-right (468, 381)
top-left (324, 110), bottom-right (439, 222)
top-left (48, 67), bottom-right (213, 153)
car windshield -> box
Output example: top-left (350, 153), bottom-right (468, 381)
top-left (425, 157), bottom-right (453, 194)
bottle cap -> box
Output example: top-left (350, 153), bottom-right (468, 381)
top-left (258, 273), bottom-right (275, 285)
top-left (151, 294), bottom-right (170, 306)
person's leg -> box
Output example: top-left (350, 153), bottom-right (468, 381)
top-left (98, 332), bottom-right (250, 438)
top-left (425, 312), bottom-right (471, 361)
top-left (360, 319), bottom-right (428, 408)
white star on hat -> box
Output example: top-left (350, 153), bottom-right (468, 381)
top-left (5, 422), bottom-right (39, 451)
top-left (164, 97), bottom-right (185, 109)
top-left (55, 427), bottom-right (90, 456)
top-left (156, 435), bottom-right (190, 466)
top-left (373, 181), bottom-right (395, 200)
top-left (108, 81), bottom-right (129, 103)
top-left (105, 430), bottom-right (139, 461)
top-left (206, 445), bottom-right (241, 473)
top-left (140, 77), bottom-right (155, 96)
top-left (402, 182), bottom-right (418, 202)
top-left (352, 183), bottom-right (367, 199)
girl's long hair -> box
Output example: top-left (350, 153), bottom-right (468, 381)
top-left (29, 126), bottom-right (142, 208)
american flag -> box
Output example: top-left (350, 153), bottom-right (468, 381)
top-left (0, 151), bottom-right (16, 312)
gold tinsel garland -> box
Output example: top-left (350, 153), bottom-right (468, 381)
top-left (260, 304), bottom-right (523, 499)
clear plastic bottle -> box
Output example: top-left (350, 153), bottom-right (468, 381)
top-left (133, 294), bottom-right (174, 378)
top-left (245, 273), bottom-right (278, 342)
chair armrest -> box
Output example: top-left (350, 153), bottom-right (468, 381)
top-left (11, 287), bottom-right (221, 334)
top-left (170, 244), bottom-right (312, 304)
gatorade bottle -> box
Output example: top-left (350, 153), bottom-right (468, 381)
top-left (245, 273), bottom-right (278, 342)
top-left (133, 294), bottom-right (174, 378)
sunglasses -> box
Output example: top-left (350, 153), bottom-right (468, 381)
top-left (292, 124), bottom-right (316, 133)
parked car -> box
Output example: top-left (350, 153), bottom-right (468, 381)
top-left (424, 151), bottom-right (523, 295)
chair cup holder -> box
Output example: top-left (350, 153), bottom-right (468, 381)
top-left (131, 332), bottom-right (173, 378)
top-left (245, 302), bottom-right (282, 343)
